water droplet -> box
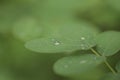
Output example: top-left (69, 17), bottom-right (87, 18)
top-left (80, 60), bottom-right (87, 64)
top-left (55, 41), bottom-right (60, 45)
top-left (80, 44), bottom-right (85, 50)
top-left (52, 39), bottom-right (60, 46)
top-left (81, 37), bottom-right (85, 40)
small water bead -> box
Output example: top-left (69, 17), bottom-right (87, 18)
top-left (80, 44), bottom-right (86, 50)
top-left (81, 37), bottom-right (85, 40)
top-left (54, 41), bottom-right (60, 45)
top-left (80, 37), bottom-right (87, 49)
top-left (80, 37), bottom-right (92, 47)
top-left (52, 39), bottom-right (61, 46)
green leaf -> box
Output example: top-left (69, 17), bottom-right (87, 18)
top-left (25, 22), bottom-right (99, 53)
top-left (48, 21), bottom-right (99, 50)
top-left (101, 73), bottom-right (120, 80)
top-left (59, 22), bottom-right (99, 50)
top-left (25, 37), bottom-right (84, 53)
top-left (13, 17), bottom-right (42, 42)
top-left (116, 61), bottom-right (120, 72)
top-left (96, 31), bottom-right (120, 56)
top-left (53, 54), bottom-right (104, 76)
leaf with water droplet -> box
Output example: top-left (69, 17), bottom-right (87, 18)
top-left (53, 54), bottom-right (104, 76)
top-left (25, 37), bottom-right (92, 53)
top-left (13, 17), bottom-right (42, 42)
top-left (100, 73), bottom-right (120, 80)
top-left (96, 31), bottom-right (120, 56)
top-left (116, 61), bottom-right (120, 72)
top-left (25, 21), bottom-right (99, 53)
top-left (59, 22), bottom-right (99, 50)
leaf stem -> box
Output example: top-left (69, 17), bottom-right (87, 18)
top-left (104, 59), bottom-right (117, 75)
top-left (90, 48), bottom-right (117, 75)
top-left (91, 48), bottom-right (100, 56)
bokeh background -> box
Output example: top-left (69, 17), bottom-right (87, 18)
top-left (0, 0), bottom-right (120, 80)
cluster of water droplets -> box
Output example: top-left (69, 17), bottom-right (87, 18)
top-left (80, 36), bottom-right (94, 50)
top-left (50, 36), bottom-right (93, 52)
top-left (80, 37), bottom-right (87, 50)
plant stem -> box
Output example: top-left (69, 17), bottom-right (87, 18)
top-left (91, 48), bottom-right (117, 75)
top-left (91, 48), bottom-right (100, 56)
top-left (104, 59), bottom-right (117, 75)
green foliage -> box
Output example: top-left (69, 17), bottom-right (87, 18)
top-left (58, 22), bottom-right (99, 49)
top-left (25, 22), bottom-right (99, 53)
top-left (96, 31), bottom-right (120, 56)
top-left (54, 54), bottom-right (104, 76)
top-left (0, 0), bottom-right (120, 80)
top-left (25, 37), bottom-right (78, 53)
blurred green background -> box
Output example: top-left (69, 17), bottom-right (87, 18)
top-left (0, 0), bottom-right (120, 80)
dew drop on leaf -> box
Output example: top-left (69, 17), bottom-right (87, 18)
top-left (25, 21), bottom-right (100, 53)
top-left (81, 37), bottom-right (86, 40)
top-left (51, 39), bottom-right (61, 46)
